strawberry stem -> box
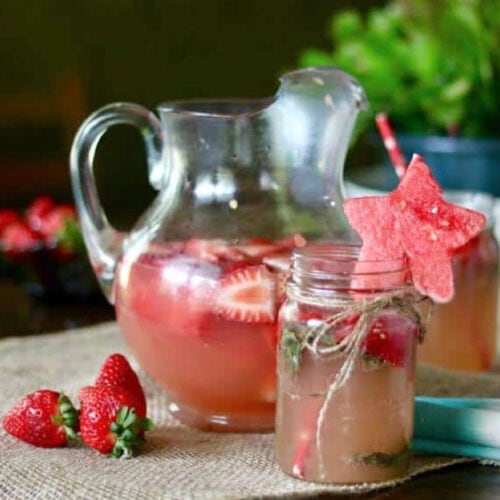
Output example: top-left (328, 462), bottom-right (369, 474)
top-left (109, 406), bottom-right (153, 459)
top-left (57, 217), bottom-right (86, 255)
top-left (52, 393), bottom-right (79, 441)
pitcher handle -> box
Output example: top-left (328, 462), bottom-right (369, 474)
top-left (70, 102), bottom-right (163, 302)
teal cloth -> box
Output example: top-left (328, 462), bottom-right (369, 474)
top-left (413, 396), bottom-right (500, 460)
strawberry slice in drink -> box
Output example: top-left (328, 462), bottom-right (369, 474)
top-left (334, 312), bottom-right (418, 367)
top-left (126, 251), bottom-right (220, 336)
top-left (262, 251), bottom-right (292, 273)
top-left (215, 264), bottom-right (277, 323)
top-left (235, 238), bottom-right (282, 259)
top-left (185, 238), bottom-right (246, 263)
top-left (262, 252), bottom-right (293, 304)
top-left (363, 314), bottom-right (418, 367)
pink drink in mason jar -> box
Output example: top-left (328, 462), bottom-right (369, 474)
top-left (275, 245), bottom-right (421, 483)
top-left (115, 237), bottom-right (300, 431)
top-left (418, 193), bottom-right (499, 371)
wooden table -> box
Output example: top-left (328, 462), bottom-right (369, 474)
top-left (0, 277), bottom-right (498, 498)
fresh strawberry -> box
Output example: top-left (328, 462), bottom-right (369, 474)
top-left (215, 264), bottom-right (276, 323)
top-left (363, 315), bottom-right (418, 367)
top-left (0, 209), bottom-right (20, 236)
top-left (184, 238), bottom-right (245, 263)
top-left (335, 312), bottom-right (418, 367)
top-left (1, 221), bottom-right (41, 253)
top-left (2, 390), bottom-right (78, 448)
top-left (26, 195), bottom-right (55, 231)
top-left (95, 353), bottom-right (147, 415)
top-left (38, 205), bottom-right (77, 242)
top-left (219, 258), bottom-right (259, 275)
top-left (79, 385), bottom-right (153, 458)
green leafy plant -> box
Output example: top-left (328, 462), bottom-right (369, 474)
top-left (300, 0), bottom-right (499, 138)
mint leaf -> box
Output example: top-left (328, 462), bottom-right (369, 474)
top-left (358, 446), bottom-right (411, 468)
top-left (281, 327), bottom-right (303, 373)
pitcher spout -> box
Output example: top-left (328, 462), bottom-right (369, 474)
top-left (278, 66), bottom-right (367, 112)
top-left (274, 66), bottom-right (368, 241)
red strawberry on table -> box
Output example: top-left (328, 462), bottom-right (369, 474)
top-left (1, 221), bottom-right (41, 254)
top-left (79, 385), bottom-right (153, 458)
top-left (38, 205), bottom-right (77, 242)
top-left (26, 195), bottom-right (55, 232)
top-left (343, 154), bottom-right (487, 303)
top-left (215, 264), bottom-right (277, 323)
top-left (95, 353), bottom-right (147, 415)
top-left (0, 209), bottom-right (20, 236)
top-left (26, 196), bottom-right (84, 258)
top-left (2, 390), bottom-right (78, 448)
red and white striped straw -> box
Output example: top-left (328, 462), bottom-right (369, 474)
top-left (375, 113), bottom-right (407, 180)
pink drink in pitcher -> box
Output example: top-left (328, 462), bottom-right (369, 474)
top-left (69, 69), bottom-right (367, 433)
top-left (115, 237), bottom-right (300, 431)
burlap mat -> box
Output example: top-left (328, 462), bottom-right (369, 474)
top-left (0, 322), bottom-right (498, 499)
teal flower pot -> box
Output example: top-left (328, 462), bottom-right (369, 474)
top-left (391, 135), bottom-right (500, 196)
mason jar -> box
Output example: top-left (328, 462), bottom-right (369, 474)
top-left (275, 244), bottom-right (425, 484)
top-left (418, 191), bottom-right (499, 371)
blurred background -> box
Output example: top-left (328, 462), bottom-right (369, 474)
top-left (0, 0), bottom-right (498, 335)
top-left (2, 0), bottom-right (390, 334)
top-left (0, 0), bottom-right (384, 227)
top-left (2, 0), bottom-right (498, 220)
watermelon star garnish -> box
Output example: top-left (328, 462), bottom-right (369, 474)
top-left (343, 154), bottom-right (487, 303)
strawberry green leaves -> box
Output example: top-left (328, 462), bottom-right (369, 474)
top-left (344, 154), bottom-right (487, 303)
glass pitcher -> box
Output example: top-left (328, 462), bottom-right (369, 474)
top-left (70, 67), bottom-right (366, 432)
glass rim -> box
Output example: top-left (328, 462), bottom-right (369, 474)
top-left (292, 243), bottom-right (408, 273)
top-left (157, 97), bottom-right (275, 118)
top-left (290, 243), bottom-right (412, 295)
